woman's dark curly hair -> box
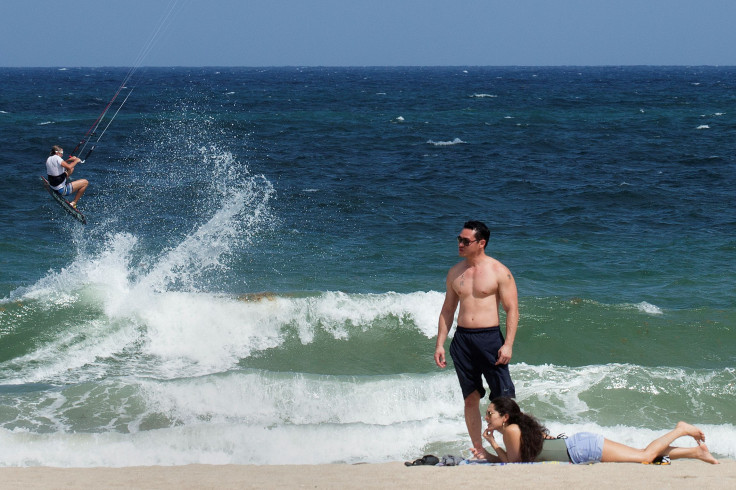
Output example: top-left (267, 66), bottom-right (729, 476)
top-left (490, 397), bottom-right (547, 462)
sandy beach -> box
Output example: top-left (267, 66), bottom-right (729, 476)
top-left (1, 460), bottom-right (733, 489)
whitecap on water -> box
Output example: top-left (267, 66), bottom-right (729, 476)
top-left (426, 138), bottom-right (465, 146)
top-left (636, 301), bottom-right (663, 315)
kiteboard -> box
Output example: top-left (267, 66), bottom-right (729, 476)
top-left (40, 176), bottom-right (87, 224)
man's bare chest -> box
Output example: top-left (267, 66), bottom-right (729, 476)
top-left (454, 270), bottom-right (497, 298)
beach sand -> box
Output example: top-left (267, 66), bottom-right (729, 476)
top-left (1, 460), bottom-right (733, 489)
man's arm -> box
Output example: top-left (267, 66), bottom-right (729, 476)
top-left (434, 273), bottom-right (459, 368)
top-left (60, 156), bottom-right (81, 176)
top-left (495, 267), bottom-right (518, 365)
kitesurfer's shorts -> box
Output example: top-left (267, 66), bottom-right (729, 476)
top-left (55, 182), bottom-right (74, 196)
top-left (565, 432), bottom-right (604, 464)
top-left (449, 326), bottom-right (515, 400)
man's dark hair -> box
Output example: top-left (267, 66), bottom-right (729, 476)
top-left (464, 220), bottom-right (490, 248)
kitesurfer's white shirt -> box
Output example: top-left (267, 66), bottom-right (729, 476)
top-left (45, 154), bottom-right (66, 190)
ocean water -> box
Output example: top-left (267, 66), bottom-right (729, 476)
top-left (0, 66), bottom-right (735, 466)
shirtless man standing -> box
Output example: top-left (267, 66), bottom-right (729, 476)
top-left (434, 220), bottom-right (518, 453)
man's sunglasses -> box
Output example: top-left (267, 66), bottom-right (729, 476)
top-left (457, 236), bottom-right (479, 246)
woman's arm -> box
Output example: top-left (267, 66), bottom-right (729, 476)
top-left (501, 425), bottom-right (523, 463)
top-left (486, 428), bottom-right (509, 462)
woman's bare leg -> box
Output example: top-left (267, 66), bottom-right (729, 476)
top-left (667, 443), bottom-right (719, 464)
top-left (601, 421), bottom-right (717, 464)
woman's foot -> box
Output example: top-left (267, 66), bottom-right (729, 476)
top-left (696, 443), bottom-right (720, 464)
top-left (676, 421), bottom-right (706, 444)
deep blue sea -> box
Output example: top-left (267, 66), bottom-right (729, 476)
top-left (1, 66), bottom-right (735, 466)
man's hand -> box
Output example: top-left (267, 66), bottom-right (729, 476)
top-left (434, 346), bottom-right (447, 368)
top-left (495, 343), bottom-right (512, 365)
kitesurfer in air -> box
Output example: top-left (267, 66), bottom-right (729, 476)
top-left (45, 145), bottom-right (88, 208)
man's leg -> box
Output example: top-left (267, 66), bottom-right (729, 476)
top-left (463, 390), bottom-right (483, 450)
top-left (71, 179), bottom-right (89, 206)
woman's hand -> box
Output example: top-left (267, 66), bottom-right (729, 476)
top-left (484, 427), bottom-right (501, 447)
top-left (482, 426), bottom-right (494, 444)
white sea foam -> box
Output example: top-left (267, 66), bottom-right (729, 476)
top-left (635, 301), bottom-right (663, 315)
top-left (1, 363), bottom-right (734, 466)
top-left (0, 318), bottom-right (140, 385)
top-left (697, 124), bottom-right (710, 129)
top-left (0, 371), bottom-right (466, 466)
top-left (2, 416), bottom-right (731, 467)
top-left (2, 416), bottom-right (732, 467)
top-left (470, 93), bottom-right (497, 98)
top-left (426, 138), bottom-right (465, 146)
top-left (7, 237), bottom-right (444, 382)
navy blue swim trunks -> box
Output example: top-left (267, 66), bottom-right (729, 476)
top-left (449, 326), bottom-right (515, 400)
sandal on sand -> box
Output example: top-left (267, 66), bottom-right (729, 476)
top-left (643, 456), bottom-right (671, 465)
top-left (404, 455), bottom-right (440, 466)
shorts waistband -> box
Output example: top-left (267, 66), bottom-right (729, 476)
top-left (456, 326), bottom-right (500, 334)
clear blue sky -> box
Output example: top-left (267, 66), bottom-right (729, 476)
top-left (3, 0), bottom-right (735, 67)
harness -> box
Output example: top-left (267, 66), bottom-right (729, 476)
top-left (47, 172), bottom-right (67, 187)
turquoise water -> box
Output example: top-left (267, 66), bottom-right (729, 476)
top-left (0, 67), bottom-right (734, 465)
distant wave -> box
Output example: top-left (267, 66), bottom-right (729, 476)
top-left (427, 138), bottom-right (465, 146)
top-left (697, 124), bottom-right (710, 129)
top-left (634, 301), bottom-right (663, 315)
top-left (470, 93), bottom-right (497, 98)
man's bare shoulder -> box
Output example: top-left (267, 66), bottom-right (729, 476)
top-left (483, 256), bottom-right (512, 277)
top-left (447, 260), bottom-right (468, 278)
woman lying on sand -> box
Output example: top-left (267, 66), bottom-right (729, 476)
top-left (470, 397), bottom-right (719, 465)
